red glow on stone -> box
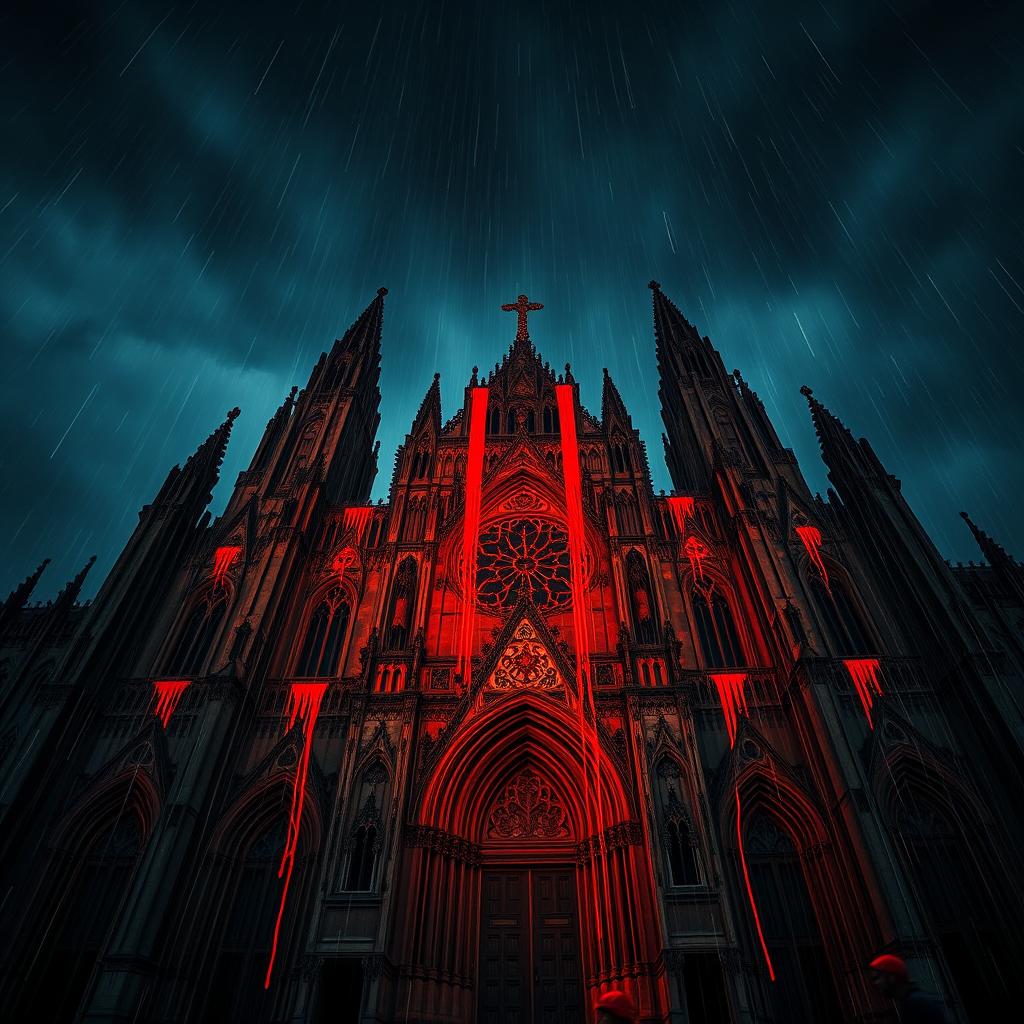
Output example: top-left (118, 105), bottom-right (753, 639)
top-left (458, 387), bottom-right (489, 687)
top-left (212, 545), bottom-right (241, 587)
top-left (795, 525), bottom-right (830, 593)
top-left (152, 680), bottom-right (189, 729)
top-left (343, 506), bottom-right (373, 545)
top-left (843, 658), bottom-right (883, 729)
top-left (667, 495), bottom-right (695, 535)
top-left (711, 672), bottom-right (748, 748)
top-left (265, 682), bottom-right (328, 989)
top-left (557, 383), bottom-right (608, 947)
top-left (737, 787), bottom-right (776, 982)
top-left (684, 536), bottom-right (711, 583)
top-left (331, 547), bottom-right (356, 586)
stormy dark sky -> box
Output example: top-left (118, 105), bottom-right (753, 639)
top-left (1, 0), bottom-right (1022, 599)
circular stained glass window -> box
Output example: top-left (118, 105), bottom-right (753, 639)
top-left (476, 517), bottom-right (573, 612)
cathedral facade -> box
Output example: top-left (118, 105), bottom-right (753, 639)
top-left (1, 282), bottom-right (1022, 1023)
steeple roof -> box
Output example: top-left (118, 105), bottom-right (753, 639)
top-left (155, 407), bottom-right (240, 509)
top-left (960, 511), bottom-right (1018, 571)
top-left (412, 372), bottom-right (442, 434)
top-left (51, 555), bottom-right (96, 618)
top-left (0, 558), bottom-right (50, 633)
top-left (601, 367), bottom-right (631, 428)
top-left (649, 279), bottom-right (717, 378)
top-left (799, 385), bottom-right (865, 476)
top-left (311, 287), bottom-right (387, 393)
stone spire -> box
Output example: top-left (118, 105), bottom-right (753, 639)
top-left (0, 558), bottom-right (50, 634)
top-left (155, 407), bottom-right (240, 509)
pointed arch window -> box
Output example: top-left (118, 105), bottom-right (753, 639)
top-left (525, 409), bottom-right (536, 433)
top-left (507, 409), bottom-right (517, 433)
top-left (626, 550), bottom-right (659, 644)
top-left (745, 813), bottom-right (842, 1024)
top-left (655, 758), bottom-right (703, 887)
top-left (166, 594), bottom-right (227, 676)
top-left (615, 492), bottom-right (642, 535)
top-left (543, 406), bottom-right (553, 433)
top-left (385, 557), bottom-right (417, 649)
top-left (892, 788), bottom-right (1009, 1017)
top-left (693, 591), bottom-right (744, 668)
top-left (16, 815), bottom-right (143, 1021)
top-left (296, 592), bottom-right (350, 677)
top-left (811, 577), bottom-right (871, 656)
top-left (346, 793), bottom-right (381, 891)
top-left (489, 407), bottom-right (502, 435)
top-left (200, 821), bottom-right (290, 1021)
top-left (666, 812), bottom-right (701, 886)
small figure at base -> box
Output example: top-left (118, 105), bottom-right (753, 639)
top-left (595, 989), bottom-right (637, 1024)
top-left (869, 954), bottom-right (951, 1023)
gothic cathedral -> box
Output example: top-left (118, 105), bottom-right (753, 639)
top-left (1, 282), bottom-right (1023, 1023)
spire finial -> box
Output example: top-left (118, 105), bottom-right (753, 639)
top-left (226, 407), bottom-right (241, 422)
top-left (377, 286), bottom-right (388, 296)
top-left (648, 280), bottom-right (661, 291)
top-left (800, 385), bottom-right (814, 399)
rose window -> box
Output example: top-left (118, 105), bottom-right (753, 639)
top-left (476, 517), bottom-right (572, 612)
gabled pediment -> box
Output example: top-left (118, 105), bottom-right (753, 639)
top-left (475, 599), bottom-right (576, 699)
top-left (485, 618), bottom-right (564, 692)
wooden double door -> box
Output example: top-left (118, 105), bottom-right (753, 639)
top-left (478, 868), bottom-right (583, 1024)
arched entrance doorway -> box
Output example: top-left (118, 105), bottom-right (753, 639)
top-left (477, 770), bottom-right (583, 1023)
top-left (395, 690), bottom-right (665, 1023)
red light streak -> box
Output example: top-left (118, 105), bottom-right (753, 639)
top-left (736, 788), bottom-right (776, 981)
top-left (265, 682), bottom-right (328, 988)
top-left (795, 525), bottom-right (830, 594)
top-left (457, 387), bottom-right (489, 688)
top-left (212, 545), bottom-right (241, 587)
top-left (152, 680), bottom-right (189, 729)
top-left (843, 658), bottom-right (883, 728)
top-left (557, 383), bottom-right (609, 952)
top-left (711, 672), bottom-right (748, 748)
top-left (343, 506), bottom-right (373, 545)
top-left (667, 495), bottom-right (695, 535)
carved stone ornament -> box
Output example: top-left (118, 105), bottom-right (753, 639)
top-left (488, 769), bottom-right (570, 839)
top-left (487, 621), bottom-right (560, 690)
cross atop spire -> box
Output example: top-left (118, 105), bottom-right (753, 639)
top-left (501, 293), bottom-right (543, 341)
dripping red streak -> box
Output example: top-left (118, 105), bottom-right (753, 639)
top-left (265, 682), bottom-right (328, 988)
top-left (711, 672), bottom-right (748, 748)
top-left (212, 545), bottom-right (241, 587)
top-left (152, 680), bottom-right (189, 729)
top-left (795, 526), bottom-right (830, 594)
top-left (667, 495), bottom-right (695, 536)
top-left (556, 383), bottom-right (608, 957)
top-left (458, 387), bottom-right (489, 688)
top-left (843, 658), bottom-right (883, 729)
top-left (736, 787), bottom-right (776, 981)
top-left (343, 506), bottom-right (373, 545)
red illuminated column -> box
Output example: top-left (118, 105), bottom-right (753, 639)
top-left (457, 387), bottom-right (489, 688)
top-left (557, 382), bottom-right (615, 966)
top-left (265, 682), bottom-right (328, 988)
